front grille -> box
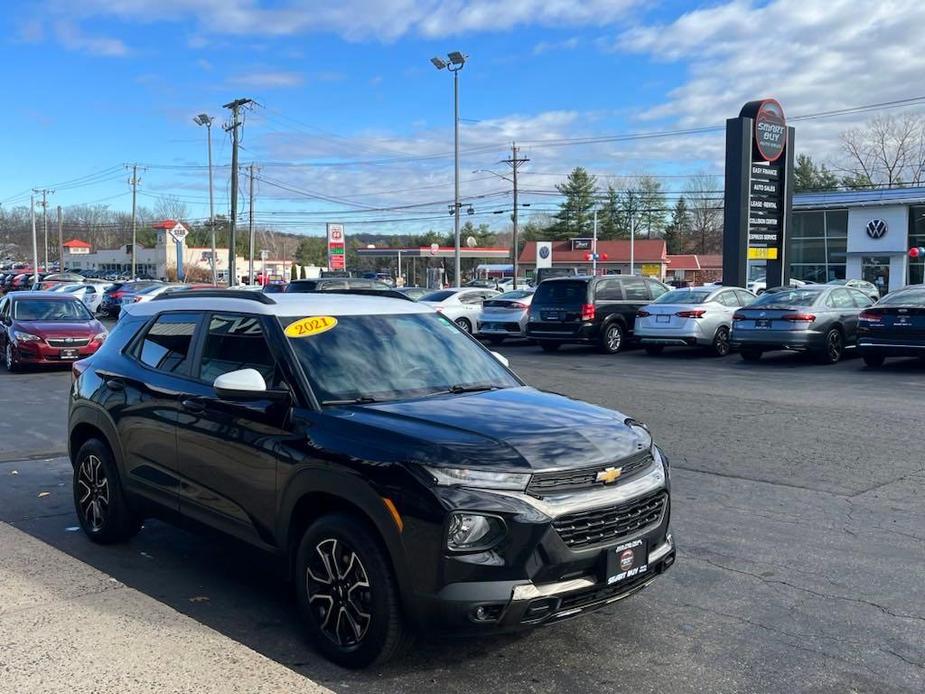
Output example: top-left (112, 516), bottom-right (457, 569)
top-left (528, 451), bottom-right (653, 495)
top-left (553, 491), bottom-right (667, 549)
top-left (47, 338), bottom-right (89, 347)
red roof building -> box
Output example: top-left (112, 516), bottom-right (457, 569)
top-left (665, 253), bottom-right (723, 284)
top-left (518, 239), bottom-right (668, 278)
top-left (62, 239), bottom-right (92, 249)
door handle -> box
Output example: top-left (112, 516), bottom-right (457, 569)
top-left (180, 398), bottom-right (205, 414)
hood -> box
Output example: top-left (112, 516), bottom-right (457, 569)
top-left (14, 319), bottom-right (101, 337)
top-left (325, 386), bottom-right (650, 472)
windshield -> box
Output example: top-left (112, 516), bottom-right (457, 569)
top-left (14, 298), bottom-right (93, 321)
top-left (750, 288), bottom-right (823, 307)
top-left (654, 289), bottom-right (712, 304)
top-left (420, 290), bottom-right (457, 302)
top-left (281, 313), bottom-right (520, 403)
top-left (879, 288), bottom-right (925, 306)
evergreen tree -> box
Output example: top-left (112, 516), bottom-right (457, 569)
top-left (290, 263), bottom-right (298, 281)
top-left (598, 184), bottom-right (624, 240)
top-left (552, 167), bottom-right (597, 238)
top-left (637, 176), bottom-right (667, 239)
top-left (841, 171), bottom-right (873, 190)
top-left (794, 154), bottom-right (839, 192)
top-left (664, 197), bottom-right (692, 255)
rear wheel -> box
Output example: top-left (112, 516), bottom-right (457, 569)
top-left (711, 326), bottom-right (731, 357)
top-left (644, 345), bottom-right (664, 356)
top-left (599, 322), bottom-right (625, 354)
top-left (296, 514), bottom-right (409, 669)
top-left (862, 353), bottom-right (885, 368)
top-left (740, 349), bottom-right (763, 362)
top-left (816, 328), bottom-right (844, 364)
top-left (454, 318), bottom-right (472, 333)
top-left (73, 438), bottom-right (141, 544)
top-left (539, 342), bottom-right (560, 352)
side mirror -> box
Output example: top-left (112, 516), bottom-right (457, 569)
top-left (491, 351), bottom-right (510, 368)
top-left (214, 368), bottom-right (269, 399)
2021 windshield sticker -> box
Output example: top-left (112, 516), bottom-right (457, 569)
top-left (285, 316), bottom-right (338, 338)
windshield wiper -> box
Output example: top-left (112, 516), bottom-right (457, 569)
top-left (421, 384), bottom-right (505, 398)
top-left (321, 396), bottom-right (380, 406)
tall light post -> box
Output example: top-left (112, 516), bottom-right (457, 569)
top-left (193, 114), bottom-right (217, 285)
top-left (431, 51), bottom-right (467, 286)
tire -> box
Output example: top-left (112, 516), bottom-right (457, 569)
top-left (72, 438), bottom-right (141, 544)
top-left (740, 349), bottom-right (763, 362)
top-left (539, 342), bottom-right (560, 352)
top-left (488, 336), bottom-right (505, 346)
top-left (644, 345), bottom-right (664, 356)
top-left (711, 326), bottom-right (731, 357)
top-left (4, 341), bottom-right (19, 372)
top-left (599, 322), bottom-right (626, 354)
top-left (454, 318), bottom-right (472, 333)
top-left (862, 353), bottom-right (885, 368)
top-left (815, 328), bottom-right (844, 364)
top-left (296, 514), bottom-right (409, 669)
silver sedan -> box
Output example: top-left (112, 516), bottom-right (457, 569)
top-left (476, 289), bottom-right (535, 344)
top-left (635, 286), bottom-right (756, 356)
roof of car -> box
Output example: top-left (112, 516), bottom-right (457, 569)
top-left (122, 291), bottom-right (432, 318)
top-left (7, 291), bottom-right (80, 301)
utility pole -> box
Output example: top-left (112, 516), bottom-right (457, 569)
top-left (248, 162), bottom-right (256, 286)
top-left (502, 142), bottom-right (529, 289)
top-left (57, 206), bottom-right (63, 271)
top-left (223, 98), bottom-right (254, 287)
top-left (33, 189), bottom-right (53, 270)
top-left (126, 165), bottom-right (142, 278)
top-left (30, 195), bottom-right (38, 284)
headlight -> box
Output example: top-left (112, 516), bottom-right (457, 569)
top-left (11, 330), bottom-right (41, 342)
top-left (624, 417), bottom-right (653, 449)
top-left (424, 466), bottom-right (531, 491)
top-left (446, 513), bottom-right (506, 552)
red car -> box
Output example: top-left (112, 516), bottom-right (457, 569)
top-left (0, 292), bottom-right (108, 371)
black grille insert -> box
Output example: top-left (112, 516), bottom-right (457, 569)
top-left (528, 451), bottom-right (653, 495)
top-left (552, 491), bottom-right (667, 549)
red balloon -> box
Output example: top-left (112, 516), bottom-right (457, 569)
top-left (910, 247), bottom-right (921, 258)
top-left (601, 253), bottom-right (609, 261)
top-left (584, 252), bottom-right (591, 261)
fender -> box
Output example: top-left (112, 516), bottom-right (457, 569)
top-left (68, 400), bottom-right (127, 476)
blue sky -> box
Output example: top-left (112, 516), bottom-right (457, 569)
top-left (2, 0), bottom-right (924, 236)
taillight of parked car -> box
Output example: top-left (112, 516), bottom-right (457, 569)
top-left (781, 313), bottom-right (816, 323)
top-left (675, 309), bottom-right (706, 319)
top-left (637, 310), bottom-right (651, 318)
top-left (858, 309), bottom-right (883, 321)
top-left (732, 311), bottom-right (746, 321)
top-left (580, 304), bottom-right (595, 321)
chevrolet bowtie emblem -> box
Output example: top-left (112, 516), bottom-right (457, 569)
top-left (596, 467), bottom-right (622, 484)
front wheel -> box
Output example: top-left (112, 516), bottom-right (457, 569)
top-left (711, 326), bottom-right (731, 357)
top-left (296, 514), bottom-right (410, 669)
top-left (454, 318), bottom-right (472, 333)
top-left (599, 322), bottom-right (626, 354)
top-left (862, 353), bottom-right (885, 368)
top-left (73, 439), bottom-right (141, 544)
top-left (4, 342), bottom-right (18, 372)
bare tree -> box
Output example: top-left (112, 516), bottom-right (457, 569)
top-left (684, 173), bottom-right (723, 254)
top-left (839, 113), bottom-right (925, 187)
top-left (152, 195), bottom-right (190, 222)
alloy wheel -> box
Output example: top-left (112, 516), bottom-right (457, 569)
top-left (455, 318), bottom-right (471, 333)
top-left (827, 330), bottom-right (843, 362)
top-left (306, 538), bottom-right (373, 648)
top-left (713, 327), bottom-right (730, 356)
top-left (605, 325), bottom-right (623, 352)
top-left (76, 454), bottom-right (110, 532)
top-left (4, 342), bottom-right (12, 370)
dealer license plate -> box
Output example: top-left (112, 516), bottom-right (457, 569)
top-left (60, 348), bottom-right (79, 360)
top-left (605, 538), bottom-right (648, 585)
top-left (755, 319), bottom-right (771, 329)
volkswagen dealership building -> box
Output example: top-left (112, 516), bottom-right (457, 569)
top-left (787, 186), bottom-right (925, 292)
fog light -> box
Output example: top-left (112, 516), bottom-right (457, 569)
top-left (469, 604), bottom-right (504, 623)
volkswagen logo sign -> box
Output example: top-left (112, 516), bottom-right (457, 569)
top-left (538, 246), bottom-right (550, 259)
top-left (866, 219), bottom-right (888, 240)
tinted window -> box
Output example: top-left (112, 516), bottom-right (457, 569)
top-left (138, 313), bottom-right (198, 375)
top-left (421, 290), bottom-right (457, 302)
top-left (594, 279), bottom-right (623, 301)
top-left (286, 281), bottom-right (318, 293)
top-left (646, 279), bottom-right (669, 299)
top-left (829, 289), bottom-right (855, 309)
top-left (533, 280), bottom-right (589, 305)
top-left (878, 288), bottom-right (925, 306)
top-left (751, 288), bottom-right (823, 307)
top-left (620, 277), bottom-right (650, 301)
top-left (13, 299), bottom-right (92, 321)
top-left (848, 289), bottom-right (874, 308)
top-left (198, 314), bottom-right (277, 385)
top-left (495, 290), bottom-right (533, 300)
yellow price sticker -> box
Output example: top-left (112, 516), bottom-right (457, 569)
top-left (284, 316), bottom-right (338, 338)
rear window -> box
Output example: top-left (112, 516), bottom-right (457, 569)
top-left (533, 280), bottom-right (589, 304)
top-left (286, 281), bottom-right (318, 293)
top-left (654, 289), bottom-right (712, 304)
top-left (879, 288), bottom-right (925, 306)
top-left (751, 288), bottom-right (823, 307)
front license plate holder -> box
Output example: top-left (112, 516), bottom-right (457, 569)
top-left (60, 348), bottom-right (79, 360)
top-left (604, 539), bottom-right (649, 585)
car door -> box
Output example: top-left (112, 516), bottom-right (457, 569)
top-left (829, 288), bottom-right (860, 342)
top-left (617, 277), bottom-right (653, 335)
top-left (0, 297), bottom-right (10, 355)
top-left (106, 310), bottom-right (205, 511)
top-left (174, 312), bottom-right (294, 549)
top-left (591, 278), bottom-right (623, 333)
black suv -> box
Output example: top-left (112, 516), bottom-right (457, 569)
top-left (527, 275), bottom-right (670, 353)
top-left (68, 290), bottom-right (675, 667)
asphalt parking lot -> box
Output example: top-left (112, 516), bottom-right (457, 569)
top-left (1, 342), bottom-right (923, 693)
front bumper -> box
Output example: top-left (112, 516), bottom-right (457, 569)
top-left (14, 340), bottom-right (101, 364)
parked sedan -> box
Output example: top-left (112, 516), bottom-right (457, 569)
top-left (420, 287), bottom-right (500, 333)
top-left (395, 286), bottom-right (429, 301)
top-left (857, 285), bottom-right (925, 367)
top-left (636, 286), bottom-right (756, 356)
top-left (59, 283), bottom-right (109, 313)
top-left (0, 292), bottom-right (107, 371)
top-left (731, 284), bottom-right (874, 363)
top-left (477, 289), bottom-right (535, 344)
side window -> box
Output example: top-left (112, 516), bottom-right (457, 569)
top-left (849, 289), bottom-right (874, 308)
top-left (646, 279), bottom-right (669, 299)
top-left (459, 292), bottom-right (482, 305)
top-left (198, 314), bottom-right (278, 386)
top-left (620, 277), bottom-right (650, 301)
top-left (735, 290), bottom-right (756, 306)
top-left (830, 289), bottom-right (855, 309)
top-left (0, 297), bottom-right (8, 319)
top-left (595, 279), bottom-right (623, 301)
top-left (137, 313), bottom-right (199, 375)
top-left (717, 291), bottom-right (740, 307)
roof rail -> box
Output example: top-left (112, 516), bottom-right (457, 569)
top-left (320, 288), bottom-right (414, 301)
top-left (151, 289), bottom-right (276, 304)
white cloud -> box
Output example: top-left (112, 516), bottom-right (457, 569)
top-left (53, 20), bottom-right (128, 56)
top-left (532, 36), bottom-right (580, 55)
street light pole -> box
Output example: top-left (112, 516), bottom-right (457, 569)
top-left (194, 114), bottom-right (217, 285)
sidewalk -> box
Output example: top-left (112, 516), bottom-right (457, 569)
top-left (0, 522), bottom-right (332, 694)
